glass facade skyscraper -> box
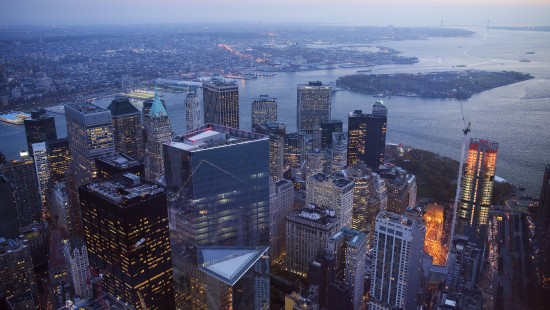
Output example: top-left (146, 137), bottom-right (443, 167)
top-left (347, 101), bottom-right (387, 169)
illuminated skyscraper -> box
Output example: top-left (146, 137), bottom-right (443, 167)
top-left (254, 122), bottom-right (285, 181)
top-left (347, 102), bottom-right (387, 169)
top-left (24, 109), bottom-right (57, 156)
top-left (79, 173), bottom-right (175, 309)
top-left (251, 95), bottom-right (277, 129)
top-left (144, 90), bottom-right (172, 181)
top-left (32, 142), bottom-right (49, 206)
top-left (306, 172), bottom-right (354, 229)
top-left (269, 179), bottom-right (293, 264)
top-left (297, 81), bottom-right (331, 134)
top-left (45, 138), bottom-right (70, 184)
top-left (456, 138), bottom-right (498, 243)
top-left (65, 102), bottom-right (116, 235)
top-left (0, 238), bottom-right (36, 306)
top-left (203, 79), bottom-right (239, 128)
top-left (345, 163), bottom-right (373, 234)
top-left (107, 97), bottom-right (144, 160)
top-left (1, 155), bottom-right (42, 227)
top-left (185, 88), bottom-right (201, 131)
top-left (369, 212), bottom-right (424, 310)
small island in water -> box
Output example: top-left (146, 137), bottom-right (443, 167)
top-left (337, 70), bottom-right (534, 99)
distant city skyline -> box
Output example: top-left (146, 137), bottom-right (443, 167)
top-left (1, 0), bottom-right (549, 26)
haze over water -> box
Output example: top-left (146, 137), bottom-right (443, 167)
top-left (0, 26), bottom-right (548, 196)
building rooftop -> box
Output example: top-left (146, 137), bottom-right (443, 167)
top-left (330, 227), bottom-right (367, 248)
top-left (377, 211), bottom-right (414, 227)
top-left (287, 204), bottom-right (339, 227)
top-left (168, 123), bottom-right (268, 152)
top-left (197, 246), bottom-right (268, 286)
top-left (65, 102), bottom-right (108, 115)
top-left (107, 97), bottom-right (139, 117)
top-left (148, 88), bottom-right (168, 118)
top-left (96, 153), bottom-right (141, 169)
top-left (82, 173), bottom-right (164, 207)
top-left (308, 172), bottom-right (353, 189)
top-left (203, 78), bottom-right (238, 89)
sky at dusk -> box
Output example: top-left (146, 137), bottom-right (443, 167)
top-left (0, 0), bottom-right (549, 26)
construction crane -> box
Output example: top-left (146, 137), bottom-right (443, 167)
top-left (448, 96), bottom-right (471, 258)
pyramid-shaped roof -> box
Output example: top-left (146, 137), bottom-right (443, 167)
top-left (148, 87), bottom-right (168, 118)
top-left (107, 97), bottom-right (139, 117)
top-left (197, 246), bottom-right (268, 286)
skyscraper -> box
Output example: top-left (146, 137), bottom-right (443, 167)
top-left (536, 164), bottom-right (550, 288)
top-left (297, 81), bottom-right (331, 134)
top-left (251, 95), bottom-right (277, 129)
top-left (269, 179), bottom-right (294, 264)
top-left (345, 163), bottom-right (373, 234)
top-left (63, 236), bottom-right (92, 299)
top-left (320, 120), bottom-right (343, 149)
top-left (369, 212), bottom-right (424, 310)
top-left (65, 102), bottom-right (116, 235)
top-left (45, 138), bottom-right (70, 184)
top-left (1, 156), bottom-right (42, 227)
top-left (306, 172), bottom-right (354, 229)
top-left (79, 173), bottom-right (175, 309)
top-left (347, 102), bottom-right (387, 169)
top-left (446, 235), bottom-right (481, 291)
top-left (203, 79), bottom-right (239, 128)
top-left (185, 88), bottom-right (201, 131)
top-left (24, 109), bottom-right (57, 156)
top-left (107, 97), bottom-right (144, 160)
top-left (456, 138), bottom-right (498, 243)
top-left (32, 142), bottom-right (49, 207)
top-left (0, 175), bottom-right (19, 238)
top-left (144, 90), bottom-right (172, 181)
top-left (254, 122), bottom-right (286, 181)
top-left (164, 124), bottom-right (270, 248)
top-left (0, 238), bottom-right (36, 306)
top-left (95, 152), bottom-right (144, 179)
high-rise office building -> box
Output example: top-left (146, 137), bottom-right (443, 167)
top-left (347, 102), bottom-right (387, 169)
top-left (65, 102), bottom-right (116, 235)
top-left (297, 81), bottom-right (331, 134)
top-left (107, 97), bottom-right (144, 160)
top-left (164, 124), bottom-right (270, 248)
top-left (1, 156), bottom-right (42, 227)
top-left (47, 182), bottom-right (70, 235)
top-left (193, 246), bottom-right (270, 309)
top-left (24, 109), bottom-right (57, 155)
top-left (329, 132), bottom-right (348, 174)
top-left (345, 163), bottom-right (373, 234)
top-left (457, 138), bottom-right (498, 244)
top-left (320, 120), bottom-right (343, 149)
top-left (0, 238), bottom-right (36, 305)
top-left (144, 90), bottom-right (172, 181)
top-left (0, 175), bottom-right (19, 239)
top-left (269, 179), bottom-right (294, 264)
top-left (251, 95), bottom-right (277, 129)
top-left (79, 173), bottom-right (175, 309)
top-left (203, 79), bottom-right (239, 128)
top-left (306, 172), bottom-right (354, 229)
top-left (383, 172), bottom-right (411, 215)
top-left (45, 138), bottom-right (70, 184)
top-left (323, 228), bottom-right (368, 310)
top-left (185, 88), bottom-right (201, 131)
top-left (32, 142), bottom-right (49, 206)
top-left (536, 164), bottom-right (550, 288)
top-left (369, 212), bottom-right (424, 310)
top-left (303, 150), bottom-right (330, 179)
top-left (286, 205), bottom-right (340, 276)
top-left (254, 122), bottom-right (286, 181)
top-left (284, 133), bottom-right (305, 171)
top-left (63, 236), bottom-right (92, 299)
top-left (446, 235), bottom-right (481, 291)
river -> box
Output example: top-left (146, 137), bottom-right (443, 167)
top-left (0, 26), bottom-right (549, 196)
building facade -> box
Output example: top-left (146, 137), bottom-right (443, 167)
top-left (79, 173), bottom-right (175, 309)
top-left (24, 109), bottom-right (57, 155)
top-left (297, 82), bottom-right (331, 134)
top-left (306, 173), bottom-right (354, 229)
top-left (45, 138), bottom-right (70, 184)
top-left (252, 95), bottom-right (277, 129)
top-left (32, 142), bottom-right (49, 207)
top-left (203, 79), bottom-right (239, 128)
top-left (63, 236), bottom-right (92, 298)
top-left (347, 102), bottom-right (387, 169)
top-left (144, 90), bottom-right (172, 181)
top-left (457, 138), bottom-right (498, 244)
top-left (269, 179), bottom-right (294, 264)
top-left (107, 97), bottom-right (144, 160)
top-left (185, 89), bottom-right (201, 131)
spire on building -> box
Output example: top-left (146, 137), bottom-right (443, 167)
top-left (149, 86), bottom-right (168, 118)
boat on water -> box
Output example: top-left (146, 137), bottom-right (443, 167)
top-left (0, 111), bottom-right (31, 125)
top-left (357, 69), bottom-right (372, 73)
top-left (519, 58), bottom-right (531, 63)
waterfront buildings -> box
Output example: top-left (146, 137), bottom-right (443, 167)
top-left (65, 102), bottom-right (116, 235)
top-left (79, 173), bottom-right (175, 309)
top-left (63, 236), bottom-right (92, 299)
top-left (1, 155), bottom-right (42, 227)
top-left (107, 97), bottom-right (144, 160)
top-left (185, 89), bottom-right (201, 131)
top-left (203, 79), bottom-right (239, 128)
top-left (286, 205), bottom-right (340, 276)
top-left (269, 179), bottom-right (294, 264)
top-left (306, 172), bottom-right (354, 229)
top-left (251, 95), bottom-right (277, 129)
top-left (144, 90), bottom-right (172, 181)
top-left (457, 138), bottom-right (498, 244)
top-left (536, 164), bottom-right (550, 288)
top-left (369, 211), bottom-right (424, 310)
top-left (347, 102), bottom-right (387, 169)
top-left (24, 109), bottom-right (57, 155)
top-left (297, 82), bottom-right (331, 134)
